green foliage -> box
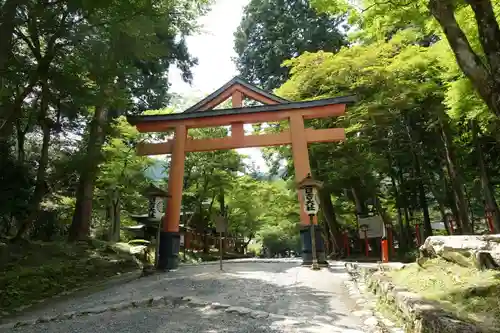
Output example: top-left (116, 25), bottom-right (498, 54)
top-left (231, 0), bottom-right (500, 245)
top-left (0, 0), bottom-right (212, 240)
top-left (94, 116), bottom-right (153, 226)
top-left (234, 0), bottom-right (347, 91)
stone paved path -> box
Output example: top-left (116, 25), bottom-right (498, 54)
top-left (2, 260), bottom-right (371, 332)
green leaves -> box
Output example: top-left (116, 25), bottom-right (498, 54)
top-left (234, 0), bottom-right (347, 91)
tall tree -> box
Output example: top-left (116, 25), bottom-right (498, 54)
top-left (234, 0), bottom-right (347, 91)
top-left (68, 0), bottom-right (209, 241)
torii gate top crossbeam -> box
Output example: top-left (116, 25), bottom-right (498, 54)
top-left (127, 95), bottom-right (356, 132)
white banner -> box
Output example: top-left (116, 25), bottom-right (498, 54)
top-left (358, 215), bottom-right (384, 238)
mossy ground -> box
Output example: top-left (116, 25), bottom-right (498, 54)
top-left (0, 239), bottom-right (251, 314)
top-left (387, 258), bottom-right (500, 331)
top-left (0, 239), bottom-right (138, 313)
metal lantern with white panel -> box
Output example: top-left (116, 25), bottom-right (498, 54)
top-left (298, 174), bottom-right (323, 216)
top-left (144, 184), bottom-right (169, 220)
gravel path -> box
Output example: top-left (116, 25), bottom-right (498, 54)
top-left (7, 305), bottom-right (367, 333)
top-left (3, 260), bottom-right (370, 332)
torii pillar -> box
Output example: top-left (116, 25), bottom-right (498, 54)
top-left (157, 124), bottom-right (187, 270)
top-left (289, 113), bottom-right (327, 266)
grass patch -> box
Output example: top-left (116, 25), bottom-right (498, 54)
top-left (387, 258), bottom-right (500, 331)
top-left (0, 240), bottom-right (138, 313)
top-left (375, 298), bottom-right (404, 327)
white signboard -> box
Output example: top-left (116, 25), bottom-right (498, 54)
top-left (301, 186), bottom-right (320, 215)
top-left (180, 234), bottom-right (185, 246)
top-left (153, 197), bottom-right (164, 219)
top-left (216, 215), bottom-right (227, 233)
top-left (358, 215), bottom-right (384, 238)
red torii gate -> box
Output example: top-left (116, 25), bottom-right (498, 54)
top-left (127, 77), bottom-right (354, 269)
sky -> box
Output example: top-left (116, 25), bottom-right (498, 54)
top-left (166, 0), bottom-right (270, 173)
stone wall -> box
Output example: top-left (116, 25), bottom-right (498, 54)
top-left (347, 264), bottom-right (482, 333)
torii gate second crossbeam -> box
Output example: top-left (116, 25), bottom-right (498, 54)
top-left (127, 77), bottom-right (354, 270)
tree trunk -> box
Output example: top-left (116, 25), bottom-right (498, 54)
top-left (429, 0), bottom-right (500, 118)
top-left (428, 175), bottom-right (452, 235)
top-left (396, 160), bottom-right (413, 244)
top-left (68, 106), bottom-right (108, 241)
top-left (15, 117), bottom-right (27, 163)
top-left (390, 173), bottom-right (407, 249)
top-left (111, 197), bottom-right (121, 242)
top-left (440, 119), bottom-right (472, 233)
top-left (471, 120), bottom-right (500, 232)
top-left (219, 187), bottom-right (226, 253)
top-left (107, 202), bottom-right (114, 239)
top-left (243, 234), bottom-right (254, 252)
top-left (437, 201), bottom-right (452, 235)
top-left (12, 80), bottom-right (51, 240)
top-left (351, 186), bottom-right (368, 216)
top-left (318, 189), bottom-right (341, 252)
top-left (0, 0), bottom-right (26, 76)
top-left (403, 112), bottom-right (433, 238)
top-left (13, 122), bottom-right (51, 240)
top-left (108, 190), bottom-right (121, 242)
top-left (414, 154), bottom-right (433, 238)
top-left (444, 177), bottom-right (461, 230)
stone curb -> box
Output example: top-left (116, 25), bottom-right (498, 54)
top-left (180, 258), bottom-right (303, 267)
top-left (343, 263), bottom-right (403, 333)
top-left (0, 269), bottom-right (143, 323)
top-left (0, 294), bottom-right (277, 330)
top-left (345, 263), bottom-right (483, 333)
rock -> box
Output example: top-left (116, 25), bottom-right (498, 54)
top-left (418, 235), bottom-right (500, 269)
top-left (364, 316), bottom-right (379, 327)
top-left (355, 298), bottom-right (366, 306)
top-left (109, 301), bottom-right (132, 311)
top-left (250, 310), bottom-right (269, 319)
top-left (169, 296), bottom-right (186, 306)
top-left (475, 251), bottom-right (500, 270)
top-left (184, 297), bottom-right (208, 307)
top-left (352, 310), bottom-right (372, 317)
top-left (416, 313), bottom-right (482, 333)
top-left (35, 316), bottom-right (54, 323)
top-left (60, 311), bottom-right (77, 320)
top-left (210, 302), bottom-right (230, 310)
top-left (14, 320), bottom-right (35, 327)
top-left (189, 300), bottom-right (209, 307)
top-left (225, 306), bottom-right (251, 316)
top-left (150, 296), bottom-right (165, 307)
top-left (132, 298), bottom-right (153, 308)
top-left (84, 306), bottom-right (109, 314)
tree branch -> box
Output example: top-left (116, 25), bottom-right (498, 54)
top-left (465, 0), bottom-right (500, 77)
top-left (428, 0), bottom-right (494, 112)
